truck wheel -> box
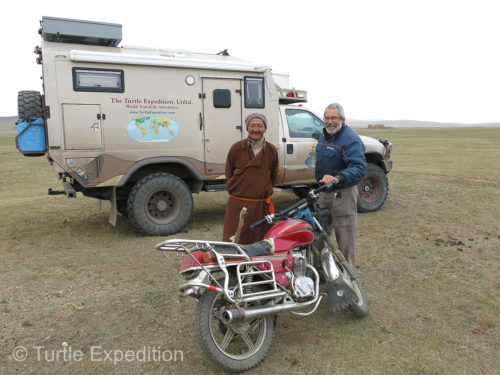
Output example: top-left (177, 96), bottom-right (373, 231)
top-left (18, 91), bottom-right (43, 119)
top-left (128, 173), bottom-right (193, 236)
top-left (357, 163), bottom-right (388, 213)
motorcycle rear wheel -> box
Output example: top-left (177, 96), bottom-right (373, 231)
top-left (195, 282), bottom-right (274, 372)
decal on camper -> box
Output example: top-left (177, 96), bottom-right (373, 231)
top-left (126, 117), bottom-right (180, 142)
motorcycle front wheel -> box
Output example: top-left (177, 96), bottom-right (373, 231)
top-left (195, 283), bottom-right (274, 373)
top-left (348, 274), bottom-right (369, 317)
top-left (328, 260), bottom-right (369, 317)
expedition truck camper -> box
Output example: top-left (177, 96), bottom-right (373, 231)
top-left (16, 16), bottom-right (392, 236)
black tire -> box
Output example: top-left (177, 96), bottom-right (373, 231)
top-left (348, 276), bottom-right (369, 317)
top-left (357, 163), bottom-right (389, 213)
top-left (18, 91), bottom-right (43, 119)
top-left (195, 282), bottom-right (274, 373)
top-left (128, 173), bottom-right (193, 236)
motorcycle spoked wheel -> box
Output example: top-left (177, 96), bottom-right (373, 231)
top-left (329, 261), bottom-right (369, 317)
top-left (346, 271), bottom-right (369, 317)
top-left (195, 280), bottom-right (274, 373)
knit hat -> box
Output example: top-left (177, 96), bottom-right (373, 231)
top-left (245, 113), bottom-right (267, 128)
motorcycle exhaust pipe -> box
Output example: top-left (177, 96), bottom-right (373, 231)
top-left (222, 300), bottom-right (309, 324)
top-left (221, 265), bottom-right (323, 324)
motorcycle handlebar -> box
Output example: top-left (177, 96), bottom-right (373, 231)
top-left (250, 181), bottom-right (336, 228)
top-left (311, 180), bottom-right (335, 195)
top-left (249, 216), bottom-right (270, 228)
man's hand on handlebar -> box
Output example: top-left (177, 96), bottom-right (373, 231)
top-left (311, 180), bottom-right (336, 195)
top-left (319, 174), bottom-right (339, 185)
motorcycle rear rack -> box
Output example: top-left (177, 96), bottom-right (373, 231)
top-left (156, 239), bottom-right (250, 271)
top-left (155, 239), bottom-right (249, 258)
top-left (156, 239), bottom-right (287, 303)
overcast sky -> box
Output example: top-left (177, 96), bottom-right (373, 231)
top-left (2, 0), bottom-right (499, 123)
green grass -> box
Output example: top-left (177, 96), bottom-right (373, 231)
top-left (1, 128), bottom-right (499, 374)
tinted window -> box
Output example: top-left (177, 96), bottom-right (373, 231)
top-left (244, 76), bottom-right (265, 108)
top-left (213, 89), bottom-right (231, 108)
top-left (73, 68), bottom-right (124, 92)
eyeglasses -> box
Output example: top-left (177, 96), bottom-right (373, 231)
top-left (323, 116), bottom-right (340, 122)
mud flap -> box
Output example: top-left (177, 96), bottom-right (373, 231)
top-left (108, 187), bottom-right (117, 226)
top-left (327, 276), bottom-right (357, 312)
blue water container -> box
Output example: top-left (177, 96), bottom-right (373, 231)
top-left (16, 118), bottom-right (47, 155)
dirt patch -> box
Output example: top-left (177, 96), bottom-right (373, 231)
top-left (434, 237), bottom-right (465, 247)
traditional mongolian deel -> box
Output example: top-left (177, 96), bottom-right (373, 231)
top-left (223, 139), bottom-right (279, 244)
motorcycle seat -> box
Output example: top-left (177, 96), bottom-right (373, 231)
top-left (212, 240), bottom-right (274, 257)
top-left (240, 240), bottom-right (274, 257)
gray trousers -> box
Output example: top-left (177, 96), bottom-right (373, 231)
top-left (313, 185), bottom-right (358, 267)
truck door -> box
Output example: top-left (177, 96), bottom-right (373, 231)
top-left (282, 107), bottom-right (324, 183)
top-left (62, 104), bottom-right (103, 150)
top-left (202, 78), bottom-right (242, 175)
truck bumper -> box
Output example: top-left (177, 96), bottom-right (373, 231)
top-left (382, 159), bottom-right (393, 173)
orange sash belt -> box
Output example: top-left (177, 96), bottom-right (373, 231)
top-left (230, 195), bottom-right (275, 214)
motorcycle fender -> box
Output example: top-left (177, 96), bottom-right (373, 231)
top-left (328, 276), bottom-right (358, 312)
top-left (321, 248), bottom-right (340, 282)
top-left (178, 250), bottom-right (205, 272)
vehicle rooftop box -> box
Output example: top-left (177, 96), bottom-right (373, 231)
top-left (41, 16), bottom-right (122, 47)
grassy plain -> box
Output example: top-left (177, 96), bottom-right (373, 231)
top-left (0, 128), bottom-right (499, 374)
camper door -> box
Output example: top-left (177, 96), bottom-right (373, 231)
top-left (63, 104), bottom-right (103, 150)
top-left (202, 78), bottom-right (242, 175)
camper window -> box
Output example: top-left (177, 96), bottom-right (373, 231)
top-left (244, 77), bottom-right (265, 108)
top-left (213, 89), bottom-right (231, 108)
top-left (73, 68), bottom-right (125, 93)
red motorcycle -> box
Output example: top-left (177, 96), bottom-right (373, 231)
top-left (155, 183), bottom-right (368, 373)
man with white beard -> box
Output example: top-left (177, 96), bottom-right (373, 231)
top-left (314, 103), bottom-right (366, 268)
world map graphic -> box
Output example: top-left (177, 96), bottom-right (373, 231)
top-left (126, 117), bottom-right (180, 142)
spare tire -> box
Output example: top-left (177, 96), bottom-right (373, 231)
top-left (18, 91), bottom-right (43, 120)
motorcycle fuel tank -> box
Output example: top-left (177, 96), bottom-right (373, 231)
top-left (263, 219), bottom-right (314, 252)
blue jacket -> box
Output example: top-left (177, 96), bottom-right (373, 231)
top-left (315, 124), bottom-right (366, 189)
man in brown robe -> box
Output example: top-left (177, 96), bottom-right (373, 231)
top-left (222, 113), bottom-right (279, 244)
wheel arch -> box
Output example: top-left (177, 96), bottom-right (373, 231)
top-left (364, 152), bottom-right (387, 172)
top-left (117, 157), bottom-right (204, 193)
